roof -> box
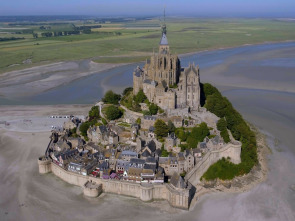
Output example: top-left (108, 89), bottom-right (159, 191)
top-left (159, 157), bottom-right (169, 164)
top-left (147, 140), bottom-right (156, 152)
top-left (130, 158), bottom-right (145, 165)
top-left (199, 142), bottom-right (207, 149)
top-left (143, 115), bottom-right (157, 121)
top-left (141, 149), bottom-right (152, 157)
top-left (134, 66), bottom-right (143, 77)
top-left (170, 172), bottom-right (186, 189)
top-left (145, 157), bottom-right (156, 164)
top-left (121, 150), bottom-right (138, 156)
top-left (143, 164), bottom-right (156, 172)
top-left (128, 167), bottom-right (142, 176)
top-left (160, 33), bottom-right (169, 45)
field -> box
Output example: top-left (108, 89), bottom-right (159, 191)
top-left (1, 17), bottom-right (295, 74)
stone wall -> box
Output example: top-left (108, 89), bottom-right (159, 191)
top-left (47, 162), bottom-right (192, 209)
top-left (185, 143), bottom-right (241, 186)
top-left (38, 157), bottom-right (52, 174)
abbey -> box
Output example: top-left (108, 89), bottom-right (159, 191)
top-left (133, 25), bottom-right (200, 111)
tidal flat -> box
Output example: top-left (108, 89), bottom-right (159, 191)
top-left (0, 42), bottom-right (295, 220)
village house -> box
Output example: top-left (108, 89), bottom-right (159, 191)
top-left (142, 115), bottom-right (157, 129)
top-left (119, 150), bottom-right (138, 161)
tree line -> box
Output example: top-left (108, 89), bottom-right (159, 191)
top-left (201, 83), bottom-right (258, 180)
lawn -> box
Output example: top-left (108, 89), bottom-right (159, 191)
top-left (1, 18), bottom-right (295, 73)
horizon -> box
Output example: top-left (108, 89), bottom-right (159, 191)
top-left (1, 0), bottom-right (295, 18)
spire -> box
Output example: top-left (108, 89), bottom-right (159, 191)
top-left (162, 6), bottom-right (167, 35)
top-left (159, 6), bottom-right (168, 46)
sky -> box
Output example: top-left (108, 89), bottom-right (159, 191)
top-left (0, 0), bottom-right (295, 17)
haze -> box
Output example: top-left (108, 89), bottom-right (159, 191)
top-left (1, 0), bottom-right (295, 17)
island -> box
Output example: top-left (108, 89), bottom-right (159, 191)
top-left (38, 21), bottom-right (258, 210)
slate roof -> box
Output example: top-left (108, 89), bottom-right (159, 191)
top-left (142, 149), bottom-right (152, 157)
top-left (147, 140), bottom-right (156, 152)
top-left (121, 150), bottom-right (138, 156)
top-left (144, 115), bottom-right (157, 121)
top-left (134, 67), bottom-right (143, 77)
top-left (160, 33), bottom-right (169, 45)
top-left (145, 157), bottom-right (157, 164)
top-left (199, 142), bottom-right (207, 149)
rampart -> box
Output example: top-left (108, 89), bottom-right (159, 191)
top-left (185, 142), bottom-right (241, 185)
top-left (38, 141), bottom-right (240, 209)
top-left (46, 162), bottom-right (193, 210)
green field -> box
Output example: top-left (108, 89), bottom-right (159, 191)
top-left (1, 18), bottom-right (295, 73)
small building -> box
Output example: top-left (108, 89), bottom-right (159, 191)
top-left (120, 150), bottom-right (138, 161)
top-left (142, 115), bottom-right (157, 130)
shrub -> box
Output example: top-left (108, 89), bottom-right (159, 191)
top-left (134, 89), bottom-right (147, 103)
top-left (88, 106), bottom-right (100, 121)
top-left (105, 105), bottom-right (123, 120)
top-left (149, 103), bottom-right (158, 115)
top-left (168, 120), bottom-right (176, 133)
top-left (102, 90), bottom-right (121, 105)
top-left (123, 87), bottom-right (133, 96)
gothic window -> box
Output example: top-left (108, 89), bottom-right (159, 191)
top-left (188, 95), bottom-right (190, 100)
top-left (188, 87), bottom-right (190, 93)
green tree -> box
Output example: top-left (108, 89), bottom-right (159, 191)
top-left (88, 106), bottom-right (100, 121)
top-left (184, 120), bottom-right (188, 126)
top-left (123, 87), bottom-right (133, 96)
top-left (161, 144), bottom-right (169, 157)
top-left (136, 117), bottom-right (141, 125)
top-left (149, 103), bottom-right (158, 115)
top-left (187, 122), bottom-right (210, 148)
top-left (80, 120), bottom-right (95, 138)
top-left (154, 119), bottom-right (169, 138)
top-left (217, 118), bottom-right (227, 131)
top-left (102, 90), bottom-right (121, 105)
top-left (134, 89), bottom-right (147, 103)
top-left (201, 83), bottom-right (258, 180)
top-left (168, 120), bottom-right (176, 133)
top-left (105, 105), bottom-right (123, 120)
top-left (175, 128), bottom-right (187, 142)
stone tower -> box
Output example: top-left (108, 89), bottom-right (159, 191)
top-left (132, 12), bottom-right (200, 111)
top-left (143, 16), bottom-right (180, 87)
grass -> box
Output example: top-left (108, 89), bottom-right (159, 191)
top-left (1, 18), bottom-right (295, 74)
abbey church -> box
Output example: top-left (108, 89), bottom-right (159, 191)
top-left (133, 22), bottom-right (201, 111)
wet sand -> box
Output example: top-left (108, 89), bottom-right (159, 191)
top-left (0, 60), bottom-right (125, 99)
top-left (1, 42), bottom-right (295, 220)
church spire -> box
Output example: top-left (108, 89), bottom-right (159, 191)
top-left (159, 6), bottom-right (169, 47)
top-left (162, 6), bottom-right (167, 35)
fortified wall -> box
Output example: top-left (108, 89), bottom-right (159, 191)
top-left (37, 159), bottom-right (193, 210)
top-left (185, 142), bottom-right (241, 185)
top-left (38, 141), bottom-right (240, 209)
